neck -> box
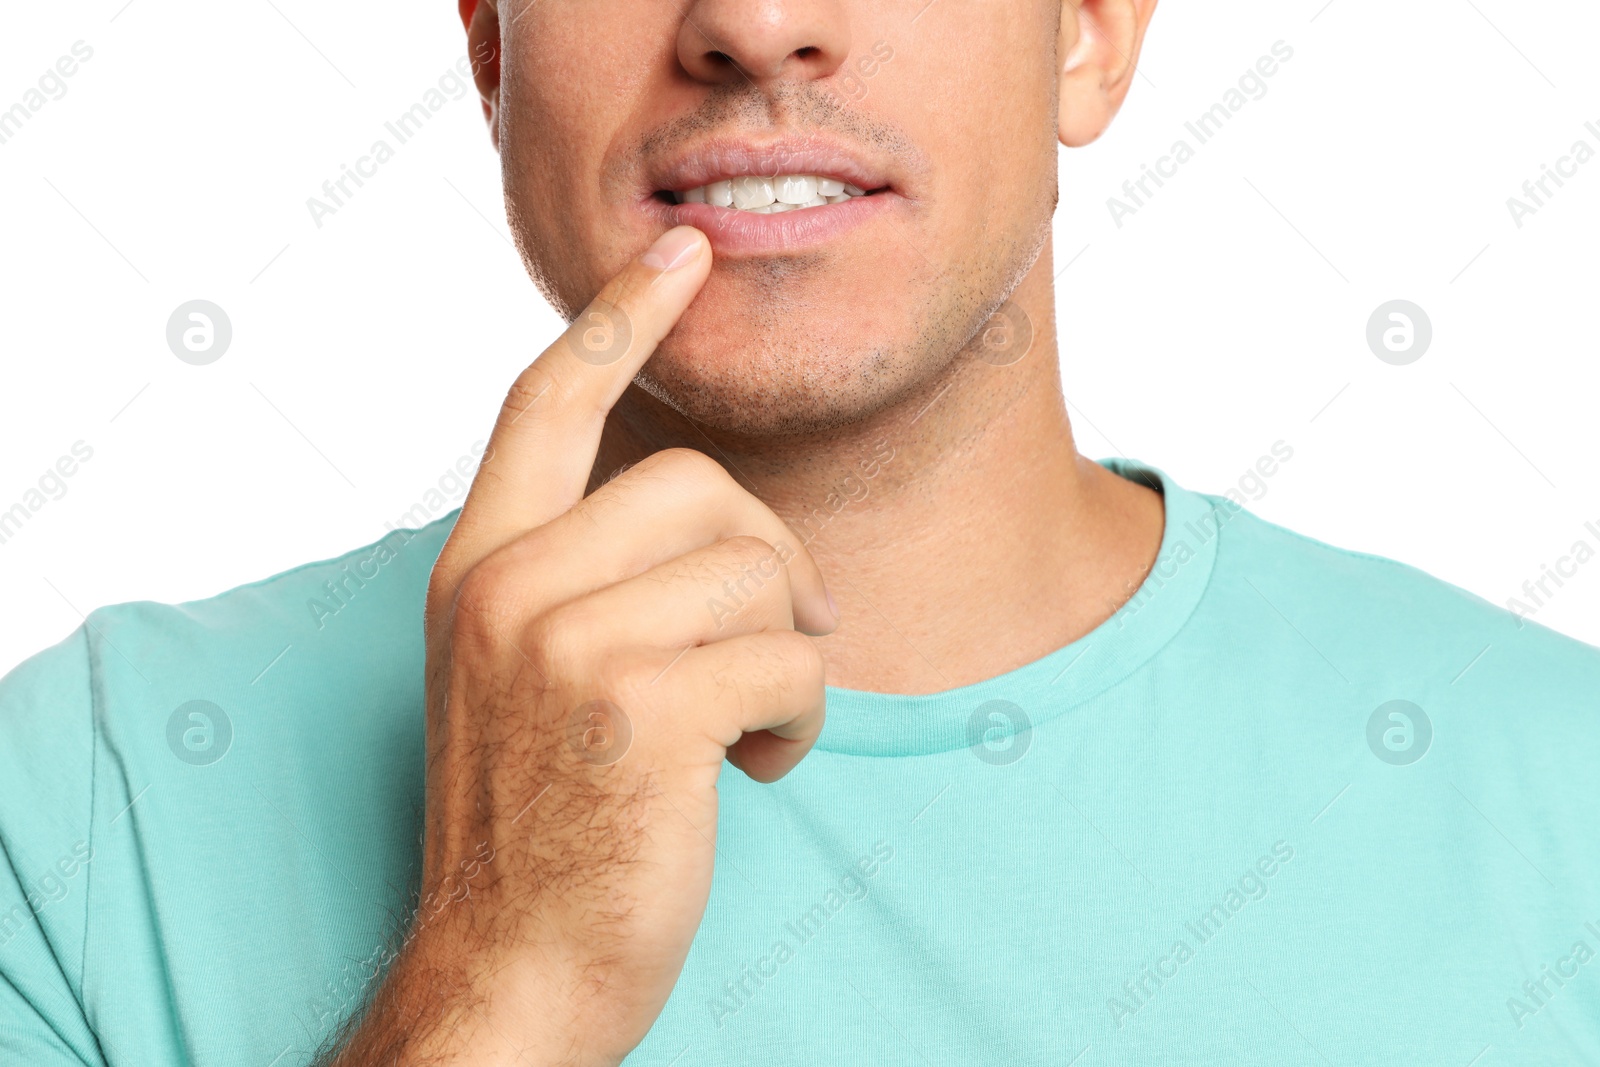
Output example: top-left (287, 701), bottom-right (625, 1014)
top-left (592, 240), bottom-right (1165, 694)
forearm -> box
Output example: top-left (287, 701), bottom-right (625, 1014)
top-left (314, 927), bottom-right (600, 1067)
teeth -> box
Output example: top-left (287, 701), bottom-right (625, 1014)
top-left (675, 174), bottom-right (870, 212)
top-left (774, 175), bottom-right (819, 204)
top-left (731, 175), bottom-right (774, 210)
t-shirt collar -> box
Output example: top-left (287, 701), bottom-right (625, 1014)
top-left (815, 458), bottom-right (1222, 757)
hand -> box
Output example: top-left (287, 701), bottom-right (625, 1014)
top-left (323, 226), bottom-right (837, 1067)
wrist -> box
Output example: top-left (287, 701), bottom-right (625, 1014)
top-left (324, 920), bottom-right (626, 1067)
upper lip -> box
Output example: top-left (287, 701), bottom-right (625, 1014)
top-left (644, 134), bottom-right (892, 197)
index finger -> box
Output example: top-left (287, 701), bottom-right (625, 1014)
top-left (447, 225), bottom-right (711, 572)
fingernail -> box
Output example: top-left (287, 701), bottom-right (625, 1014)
top-left (641, 226), bottom-right (703, 271)
top-left (826, 587), bottom-right (840, 621)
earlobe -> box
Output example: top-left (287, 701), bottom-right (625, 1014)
top-left (1057, 0), bottom-right (1157, 148)
top-left (464, 0), bottom-right (503, 149)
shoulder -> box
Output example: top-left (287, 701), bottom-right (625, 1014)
top-left (0, 512), bottom-right (457, 1062)
top-left (0, 625), bottom-right (96, 904)
top-left (93, 510), bottom-right (459, 665)
top-left (0, 506), bottom-right (458, 848)
top-left (1204, 495), bottom-right (1600, 704)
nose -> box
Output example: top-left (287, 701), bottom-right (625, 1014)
top-left (676, 0), bottom-right (850, 84)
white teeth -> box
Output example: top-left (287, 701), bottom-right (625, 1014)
top-left (674, 173), bottom-right (870, 212)
top-left (775, 175), bottom-right (819, 204)
top-left (731, 175), bottom-right (775, 210)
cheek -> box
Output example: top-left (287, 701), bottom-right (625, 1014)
top-left (507, 138), bottom-right (627, 316)
top-left (887, 19), bottom-right (1057, 207)
top-left (500, 26), bottom-right (667, 309)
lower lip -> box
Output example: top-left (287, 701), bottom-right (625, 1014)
top-left (647, 193), bottom-right (897, 256)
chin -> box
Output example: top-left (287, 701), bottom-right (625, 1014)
top-left (627, 239), bottom-right (1029, 437)
top-left (633, 318), bottom-right (923, 438)
top-left (633, 348), bottom-right (909, 439)
top-left (613, 268), bottom-right (894, 435)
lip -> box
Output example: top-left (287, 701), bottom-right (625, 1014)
top-left (647, 135), bottom-right (889, 195)
top-left (640, 134), bottom-right (902, 256)
top-left (647, 194), bottom-right (896, 256)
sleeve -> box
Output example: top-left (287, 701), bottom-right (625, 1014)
top-left (0, 624), bottom-right (104, 1066)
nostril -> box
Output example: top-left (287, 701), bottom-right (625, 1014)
top-left (706, 50), bottom-right (734, 65)
top-left (793, 46), bottom-right (820, 60)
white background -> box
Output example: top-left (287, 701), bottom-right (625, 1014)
top-left (1, 0), bottom-right (1596, 677)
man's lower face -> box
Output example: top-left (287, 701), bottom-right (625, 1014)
top-left (496, 1), bottom-right (1062, 434)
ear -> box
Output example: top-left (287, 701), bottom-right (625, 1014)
top-left (459, 0), bottom-right (503, 149)
top-left (1057, 0), bottom-right (1158, 148)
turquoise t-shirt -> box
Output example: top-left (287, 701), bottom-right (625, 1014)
top-left (3, 460), bottom-right (1599, 1065)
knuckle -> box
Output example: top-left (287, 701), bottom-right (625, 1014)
top-left (711, 537), bottom-right (792, 597)
top-left (649, 447), bottom-right (731, 491)
top-left (703, 635), bottom-right (819, 725)
top-left (718, 534), bottom-right (779, 568)
top-left (596, 656), bottom-right (661, 710)
top-left (522, 601), bottom-right (601, 681)
top-left (498, 365), bottom-right (558, 428)
top-left (454, 560), bottom-right (512, 615)
top-left (765, 630), bottom-right (825, 689)
top-left (425, 559), bottom-right (463, 621)
top-left (449, 561), bottom-right (528, 649)
top-left (698, 538), bottom-right (794, 624)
